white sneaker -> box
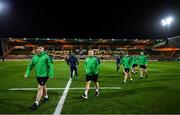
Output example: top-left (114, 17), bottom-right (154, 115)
top-left (81, 94), bottom-right (88, 99)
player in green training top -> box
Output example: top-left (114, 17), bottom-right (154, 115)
top-left (81, 50), bottom-right (100, 99)
top-left (24, 46), bottom-right (54, 110)
top-left (120, 53), bottom-right (133, 84)
top-left (139, 51), bottom-right (148, 79)
top-left (131, 55), bottom-right (138, 74)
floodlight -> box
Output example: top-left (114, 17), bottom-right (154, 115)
top-left (161, 16), bottom-right (174, 26)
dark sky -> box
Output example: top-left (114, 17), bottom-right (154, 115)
top-left (0, 0), bottom-right (180, 38)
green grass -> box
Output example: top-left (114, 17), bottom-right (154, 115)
top-left (0, 61), bottom-right (180, 114)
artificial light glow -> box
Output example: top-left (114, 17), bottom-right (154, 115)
top-left (161, 16), bottom-right (174, 26)
top-left (0, 2), bottom-right (5, 13)
top-left (0, 1), bottom-right (9, 14)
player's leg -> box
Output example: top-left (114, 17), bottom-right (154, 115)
top-left (29, 84), bottom-right (44, 110)
top-left (117, 64), bottom-right (120, 72)
top-left (36, 85), bottom-right (44, 103)
top-left (81, 81), bottom-right (91, 99)
top-left (132, 65), bottom-right (134, 73)
top-left (123, 69), bottom-right (128, 83)
top-left (143, 67), bottom-right (148, 78)
top-left (124, 72), bottom-right (128, 83)
top-left (81, 75), bottom-right (91, 99)
top-left (128, 69), bottom-right (133, 82)
top-left (74, 66), bottom-right (78, 78)
top-left (43, 84), bottom-right (48, 102)
top-left (140, 65), bottom-right (143, 79)
top-left (94, 74), bottom-right (99, 96)
top-left (135, 65), bottom-right (138, 74)
top-left (70, 67), bottom-right (73, 78)
top-left (123, 67), bottom-right (125, 74)
top-left (94, 82), bottom-right (99, 96)
top-left (30, 77), bottom-right (48, 110)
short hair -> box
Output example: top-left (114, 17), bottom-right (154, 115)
top-left (37, 46), bottom-right (44, 48)
top-left (88, 49), bottom-right (93, 52)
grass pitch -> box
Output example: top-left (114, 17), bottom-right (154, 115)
top-left (0, 61), bottom-right (180, 114)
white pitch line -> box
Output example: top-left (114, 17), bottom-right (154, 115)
top-left (9, 87), bottom-right (122, 91)
top-left (53, 78), bottom-right (72, 115)
top-left (9, 88), bottom-right (64, 91)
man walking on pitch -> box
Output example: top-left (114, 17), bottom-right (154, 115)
top-left (66, 52), bottom-right (79, 78)
top-left (81, 50), bottom-right (100, 99)
top-left (131, 55), bottom-right (138, 74)
top-left (116, 55), bottom-right (121, 72)
top-left (120, 53), bottom-right (133, 84)
top-left (24, 46), bottom-right (54, 110)
top-left (139, 51), bottom-right (148, 79)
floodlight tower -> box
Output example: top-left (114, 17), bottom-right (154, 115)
top-left (161, 16), bottom-right (174, 38)
top-left (161, 16), bottom-right (174, 46)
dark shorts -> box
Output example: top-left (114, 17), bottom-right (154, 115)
top-left (124, 68), bottom-right (130, 73)
top-left (36, 77), bottom-right (48, 86)
top-left (86, 74), bottom-right (98, 82)
top-left (132, 64), bottom-right (138, 67)
top-left (70, 66), bottom-right (77, 71)
top-left (140, 65), bottom-right (147, 69)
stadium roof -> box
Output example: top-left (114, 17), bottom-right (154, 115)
top-left (6, 38), bottom-right (164, 46)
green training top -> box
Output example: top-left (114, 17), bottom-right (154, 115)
top-left (131, 56), bottom-right (138, 65)
top-left (85, 56), bottom-right (100, 75)
top-left (25, 51), bottom-right (54, 78)
top-left (120, 56), bottom-right (132, 69)
top-left (138, 55), bottom-right (148, 65)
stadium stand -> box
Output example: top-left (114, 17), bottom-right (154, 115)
top-left (0, 38), bottom-right (179, 61)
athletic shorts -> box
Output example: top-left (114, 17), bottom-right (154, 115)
top-left (132, 64), bottom-right (138, 67)
top-left (86, 74), bottom-right (98, 82)
top-left (36, 77), bottom-right (48, 86)
top-left (124, 68), bottom-right (130, 73)
top-left (140, 65), bottom-right (147, 69)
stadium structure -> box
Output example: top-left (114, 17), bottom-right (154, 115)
top-left (0, 37), bottom-right (180, 61)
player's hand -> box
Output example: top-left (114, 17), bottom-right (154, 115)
top-left (24, 74), bottom-right (28, 79)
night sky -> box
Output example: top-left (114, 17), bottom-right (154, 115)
top-left (0, 0), bottom-right (180, 38)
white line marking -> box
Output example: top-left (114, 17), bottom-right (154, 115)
top-left (53, 78), bottom-right (72, 115)
top-left (9, 87), bottom-right (122, 91)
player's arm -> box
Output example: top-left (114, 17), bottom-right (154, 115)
top-left (25, 57), bottom-right (35, 78)
top-left (65, 57), bottom-right (69, 65)
top-left (130, 57), bottom-right (133, 68)
top-left (119, 58), bottom-right (124, 65)
top-left (145, 56), bottom-right (148, 66)
top-left (84, 58), bottom-right (87, 70)
top-left (47, 56), bottom-right (54, 78)
top-left (98, 58), bottom-right (101, 64)
top-left (95, 59), bottom-right (100, 74)
top-left (76, 57), bottom-right (79, 65)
